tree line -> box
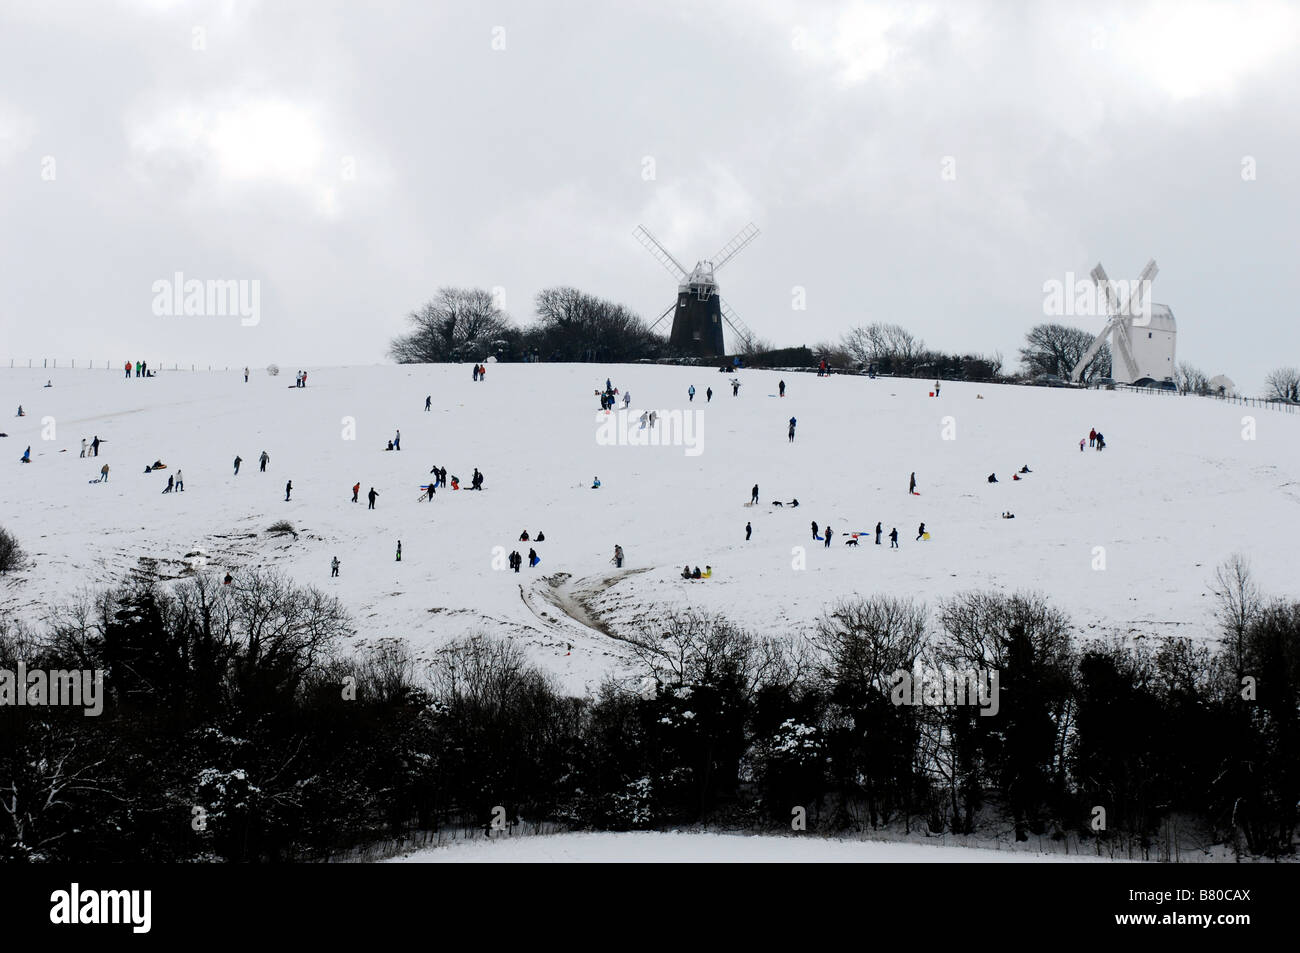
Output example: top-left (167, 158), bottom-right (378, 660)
top-left (2, 557), bottom-right (1294, 861)
top-left (389, 287), bottom-right (667, 365)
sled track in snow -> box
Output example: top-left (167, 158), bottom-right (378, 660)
top-left (519, 569), bottom-right (650, 645)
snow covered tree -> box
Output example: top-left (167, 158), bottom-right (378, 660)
top-left (1264, 366), bottom-right (1300, 402)
top-left (389, 288), bottom-right (514, 363)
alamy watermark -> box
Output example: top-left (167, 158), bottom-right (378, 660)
top-left (152, 272), bottom-right (261, 326)
top-left (596, 409), bottom-right (703, 457)
top-left (0, 664), bottom-right (104, 716)
top-left (889, 659), bottom-right (1000, 716)
top-left (1042, 273), bottom-right (1152, 326)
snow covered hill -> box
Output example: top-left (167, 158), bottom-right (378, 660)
top-left (385, 830), bottom-right (1117, 863)
top-left (3, 363), bottom-right (1296, 694)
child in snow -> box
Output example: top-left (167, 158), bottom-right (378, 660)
top-left (591, 476), bottom-right (601, 489)
top-left (20, 446), bottom-right (30, 462)
top-left (331, 556), bottom-right (340, 577)
top-left (613, 544), bottom-right (624, 568)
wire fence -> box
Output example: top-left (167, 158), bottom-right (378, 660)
top-left (1101, 382), bottom-right (1298, 414)
top-left (5, 359), bottom-right (233, 372)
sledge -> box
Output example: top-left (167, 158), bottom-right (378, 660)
top-left (922, 532), bottom-right (932, 540)
top-left (813, 534), bottom-right (823, 541)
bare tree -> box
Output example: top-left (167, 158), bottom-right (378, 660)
top-left (389, 288), bottom-right (513, 363)
top-left (532, 287), bottom-right (660, 362)
top-left (1175, 361), bottom-right (1211, 395)
top-left (810, 596), bottom-right (930, 694)
top-left (842, 322), bottom-right (925, 369)
top-left (1019, 323), bottom-right (1110, 381)
top-left (1211, 555), bottom-right (1261, 679)
top-left (1264, 366), bottom-right (1300, 402)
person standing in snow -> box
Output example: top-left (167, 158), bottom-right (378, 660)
top-left (1089, 428), bottom-right (1096, 448)
top-left (788, 417), bottom-right (797, 442)
top-left (331, 556), bottom-right (340, 577)
top-left (92, 435), bottom-right (101, 457)
top-left (649, 410), bottom-right (657, 429)
top-left (824, 525), bottom-right (833, 548)
top-left (352, 482), bottom-right (360, 503)
top-left (259, 451), bottom-right (269, 472)
top-left (909, 472), bottom-right (916, 494)
top-left (778, 380), bottom-right (786, 397)
top-left (124, 361), bottom-right (132, 380)
top-left (751, 484), bottom-right (759, 504)
top-left (875, 522), bottom-right (883, 545)
top-left (234, 455), bottom-right (242, 475)
top-left (745, 521), bottom-right (752, 541)
top-left (396, 540), bottom-right (402, 562)
top-left (706, 387), bottom-right (713, 402)
top-left (425, 395), bottom-right (432, 411)
top-left (162, 474), bottom-right (174, 493)
top-left (80, 438), bottom-right (87, 458)
top-left (732, 380), bottom-right (739, 396)
top-left (890, 527), bottom-right (899, 548)
top-left (284, 480), bottom-right (293, 501)
top-left (623, 392), bottom-right (631, 409)
top-left (426, 482), bottom-right (435, 501)
top-left (529, 548), bottom-right (539, 568)
top-left (1080, 438), bottom-right (1085, 452)
top-left (175, 469), bottom-right (183, 492)
top-left (99, 463), bottom-right (109, 481)
top-left (368, 487), bottom-right (378, 509)
top-left (916, 522), bottom-right (926, 541)
top-left (811, 520), bottom-right (819, 540)
top-left (934, 380), bottom-right (940, 397)
top-left (244, 367), bottom-right (249, 383)
top-left (688, 385), bottom-right (695, 402)
top-left (613, 544), bottom-right (624, 568)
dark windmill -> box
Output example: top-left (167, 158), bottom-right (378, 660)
top-left (633, 223), bottom-right (759, 357)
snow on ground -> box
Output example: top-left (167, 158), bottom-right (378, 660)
top-left (385, 830), bottom-right (1115, 863)
top-left (3, 363), bottom-right (1297, 694)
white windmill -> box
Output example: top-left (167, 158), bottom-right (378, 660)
top-left (1071, 259), bottom-right (1176, 384)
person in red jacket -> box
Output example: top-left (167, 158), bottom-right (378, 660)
top-left (1089, 428), bottom-right (1097, 448)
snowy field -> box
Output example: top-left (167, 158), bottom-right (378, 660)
top-left (385, 830), bottom-right (1115, 863)
top-left (3, 363), bottom-right (1297, 694)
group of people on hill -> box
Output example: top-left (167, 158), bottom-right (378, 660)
top-left (124, 360), bottom-right (152, 379)
top-left (232, 450), bottom-right (270, 475)
top-left (1084, 428), bottom-right (1107, 451)
top-left (472, 363), bottom-right (488, 381)
top-left (508, 548), bottom-right (540, 572)
top-left (294, 371), bottom-right (308, 387)
top-left (598, 378), bottom-right (620, 410)
top-left (681, 564), bottom-right (712, 579)
top-left (988, 465), bottom-right (1032, 483)
top-left (79, 435), bottom-right (103, 458)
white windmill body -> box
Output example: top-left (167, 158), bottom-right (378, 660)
top-left (1071, 259), bottom-right (1177, 384)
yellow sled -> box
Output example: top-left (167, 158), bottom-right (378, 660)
top-left (922, 532), bottom-right (931, 540)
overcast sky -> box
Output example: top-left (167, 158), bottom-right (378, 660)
top-left (1, 0), bottom-right (1297, 392)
